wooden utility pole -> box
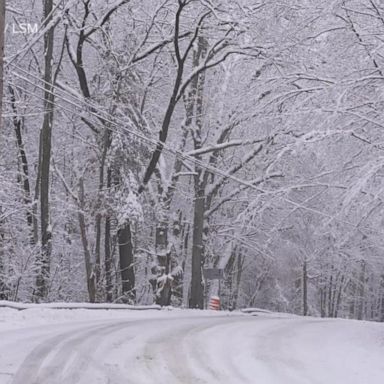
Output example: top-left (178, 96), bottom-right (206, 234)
top-left (0, 0), bottom-right (6, 300)
top-left (189, 37), bottom-right (207, 309)
top-left (0, 0), bottom-right (5, 127)
top-left (35, 0), bottom-right (55, 300)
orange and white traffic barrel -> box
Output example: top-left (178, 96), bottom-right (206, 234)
top-left (209, 296), bottom-right (220, 310)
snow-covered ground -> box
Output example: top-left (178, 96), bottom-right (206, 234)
top-left (0, 306), bottom-right (383, 384)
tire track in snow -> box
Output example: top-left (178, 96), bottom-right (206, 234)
top-left (11, 320), bottom-right (136, 384)
top-left (9, 314), bottom-right (307, 384)
top-left (136, 315), bottom-right (256, 384)
top-left (4, 312), bottom-right (384, 384)
top-left (10, 315), bottom-right (227, 384)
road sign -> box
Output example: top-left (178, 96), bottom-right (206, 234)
top-left (203, 268), bottom-right (224, 280)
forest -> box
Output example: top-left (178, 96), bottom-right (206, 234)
top-left (0, 0), bottom-right (384, 322)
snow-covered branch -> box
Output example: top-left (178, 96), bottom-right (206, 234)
top-left (185, 138), bottom-right (264, 157)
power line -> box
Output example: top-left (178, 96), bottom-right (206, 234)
top-left (9, 64), bottom-right (268, 192)
top-left (7, 63), bottom-right (384, 239)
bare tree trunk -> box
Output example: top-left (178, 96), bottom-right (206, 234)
top-left (118, 222), bottom-right (135, 302)
top-left (190, 186), bottom-right (204, 309)
top-left (357, 261), bottom-right (366, 320)
top-left (380, 275), bottom-right (384, 322)
top-left (95, 130), bottom-right (111, 298)
top-left (78, 177), bottom-right (96, 303)
top-left (232, 251), bottom-right (244, 310)
top-left (95, 213), bottom-right (102, 292)
top-left (104, 216), bottom-right (112, 302)
top-left (105, 169), bottom-right (113, 302)
top-left (151, 65), bottom-right (197, 306)
top-left (303, 258), bottom-right (308, 316)
top-left (319, 271), bottom-right (327, 318)
top-left (334, 274), bottom-right (346, 318)
top-left (35, 0), bottom-right (55, 300)
top-left (9, 86), bottom-right (35, 240)
top-left (154, 221), bottom-right (172, 306)
top-left (327, 272), bottom-right (333, 317)
top-left (0, 216), bottom-right (7, 299)
top-left (32, 134), bottom-right (42, 246)
top-left (330, 271), bottom-right (338, 317)
top-left (349, 279), bottom-right (356, 319)
top-left (319, 287), bottom-right (325, 317)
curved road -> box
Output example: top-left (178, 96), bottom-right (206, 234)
top-left (1, 312), bottom-right (383, 384)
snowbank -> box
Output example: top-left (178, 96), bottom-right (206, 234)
top-left (0, 300), bottom-right (161, 311)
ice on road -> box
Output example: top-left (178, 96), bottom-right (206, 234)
top-left (0, 308), bottom-right (383, 384)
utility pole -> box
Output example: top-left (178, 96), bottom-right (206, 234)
top-left (0, 0), bottom-right (5, 300)
top-left (35, 0), bottom-right (55, 300)
top-left (0, 0), bottom-right (5, 128)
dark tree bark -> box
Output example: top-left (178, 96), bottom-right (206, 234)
top-left (30, 131), bottom-right (43, 247)
top-left (303, 258), bottom-right (308, 316)
top-left (357, 261), bottom-right (366, 320)
top-left (190, 186), bottom-right (205, 309)
top-left (0, 217), bottom-right (7, 300)
top-left (327, 271), bottom-right (334, 317)
top-left (105, 169), bottom-right (113, 302)
top-left (150, 73), bottom-right (197, 306)
top-left (380, 275), bottom-right (384, 322)
top-left (334, 274), bottom-right (346, 318)
top-left (154, 223), bottom-right (172, 306)
top-left (78, 177), bottom-right (96, 303)
top-left (35, 0), bottom-right (55, 300)
top-left (118, 222), bottom-right (135, 301)
top-left (95, 130), bottom-right (112, 298)
top-left (232, 251), bottom-right (244, 310)
top-left (320, 286), bottom-right (325, 318)
top-left (9, 86), bottom-right (34, 237)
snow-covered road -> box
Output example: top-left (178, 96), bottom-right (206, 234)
top-left (0, 308), bottom-right (383, 384)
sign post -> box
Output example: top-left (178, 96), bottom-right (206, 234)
top-left (203, 268), bottom-right (224, 309)
top-left (203, 268), bottom-right (224, 280)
